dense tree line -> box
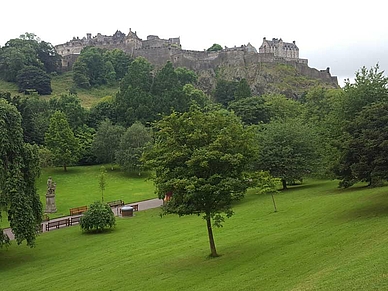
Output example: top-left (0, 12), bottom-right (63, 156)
top-left (0, 33), bottom-right (61, 95)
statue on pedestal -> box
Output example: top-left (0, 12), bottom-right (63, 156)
top-left (45, 176), bottom-right (57, 213)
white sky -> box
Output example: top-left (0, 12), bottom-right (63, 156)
top-left (1, 0), bottom-right (387, 86)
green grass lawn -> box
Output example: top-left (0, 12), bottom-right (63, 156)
top-left (0, 165), bottom-right (155, 228)
top-left (0, 71), bottom-right (119, 108)
top-left (37, 165), bottom-right (156, 218)
top-left (2, 179), bottom-right (388, 290)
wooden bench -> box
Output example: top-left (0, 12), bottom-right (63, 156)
top-left (130, 204), bottom-right (139, 211)
top-left (107, 200), bottom-right (125, 208)
top-left (46, 218), bottom-right (70, 231)
top-left (70, 216), bottom-right (81, 226)
top-left (70, 206), bottom-right (88, 216)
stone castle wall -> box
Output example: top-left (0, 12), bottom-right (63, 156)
top-left (55, 30), bottom-right (337, 87)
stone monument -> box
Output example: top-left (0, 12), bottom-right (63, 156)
top-left (45, 176), bottom-right (57, 213)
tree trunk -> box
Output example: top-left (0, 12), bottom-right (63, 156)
top-left (64, 163), bottom-right (67, 172)
top-left (282, 179), bottom-right (287, 190)
top-left (271, 193), bottom-right (277, 212)
top-left (206, 215), bottom-right (218, 257)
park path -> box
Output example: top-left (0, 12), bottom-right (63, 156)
top-left (2, 198), bottom-right (163, 241)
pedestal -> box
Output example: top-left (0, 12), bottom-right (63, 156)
top-left (45, 193), bottom-right (57, 213)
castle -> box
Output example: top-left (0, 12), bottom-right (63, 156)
top-left (55, 29), bottom-right (337, 88)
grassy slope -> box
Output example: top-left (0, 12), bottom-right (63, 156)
top-left (0, 165), bottom-right (155, 228)
top-left (0, 72), bottom-right (119, 108)
top-left (2, 179), bottom-right (388, 290)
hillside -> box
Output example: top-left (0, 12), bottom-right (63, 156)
top-left (0, 61), bottom-right (338, 108)
top-left (198, 62), bottom-right (338, 99)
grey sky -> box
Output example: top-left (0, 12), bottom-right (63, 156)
top-left (1, 0), bottom-right (386, 86)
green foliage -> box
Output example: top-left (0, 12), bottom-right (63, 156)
top-left (0, 33), bottom-right (60, 83)
top-left (115, 59), bottom-right (205, 126)
top-left (143, 106), bottom-right (256, 256)
top-left (0, 99), bottom-right (42, 247)
top-left (228, 95), bottom-right (269, 125)
top-left (116, 122), bottom-right (152, 173)
top-left (262, 93), bottom-right (303, 122)
top-left (334, 102), bottom-right (388, 188)
top-left (72, 61), bottom-right (90, 88)
top-left (45, 111), bottom-right (80, 171)
top-left (87, 96), bottom-right (116, 128)
top-left (16, 65), bottom-right (52, 95)
top-left (342, 64), bottom-right (388, 122)
top-left (252, 171), bottom-right (281, 212)
top-left (72, 47), bottom-right (132, 88)
top-left (79, 201), bottom-right (115, 233)
top-left (48, 94), bottom-right (87, 130)
top-left (234, 78), bottom-right (252, 100)
top-left (207, 43), bottom-right (223, 52)
top-left (91, 119), bottom-right (125, 165)
top-left (254, 119), bottom-right (319, 189)
top-left (213, 79), bottom-right (239, 106)
top-left (74, 124), bottom-right (96, 165)
top-left (99, 166), bottom-right (107, 203)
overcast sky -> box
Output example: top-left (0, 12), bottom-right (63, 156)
top-left (1, 0), bottom-right (387, 86)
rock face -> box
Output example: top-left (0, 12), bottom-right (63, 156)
top-left (55, 29), bottom-right (338, 96)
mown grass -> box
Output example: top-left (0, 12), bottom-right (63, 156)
top-left (2, 179), bottom-right (388, 290)
top-left (0, 165), bottom-right (155, 228)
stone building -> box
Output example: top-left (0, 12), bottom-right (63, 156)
top-left (259, 37), bottom-right (302, 61)
top-left (54, 29), bottom-right (337, 87)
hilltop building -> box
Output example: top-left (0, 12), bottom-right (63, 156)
top-left (55, 29), bottom-right (337, 87)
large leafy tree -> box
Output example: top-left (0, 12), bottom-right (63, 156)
top-left (91, 119), bottom-right (125, 165)
top-left (334, 102), bottom-right (388, 187)
top-left (114, 57), bottom-right (154, 126)
top-left (0, 99), bottom-right (42, 247)
top-left (143, 106), bottom-right (255, 257)
top-left (0, 92), bottom-right (51, 145)
top-left (228, 96), bottom-right (269, 125)
top-left (48, 94), bottom-right (87, 130)
top-left (341, 64), bottom-right (388, 122)
top-left (45, 111), bottom-right (80, 171)
top-left (16, 65), bottom-right (52, 95)
top-left (116, 122), bottom-right (152, 173)
top-left (254, 119), bottom-right (319, 189)
top-left (0, 33), bottom-right (60, 83)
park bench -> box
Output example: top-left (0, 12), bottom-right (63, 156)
top-left (70, 216), bottom-right (81, 226)
top-left (130, 204), bottom-right (139, 211)
top-left (45, 218), bottom-right (70, 231)
top-left (107, 200), bottom-right (125, 208)
top-left (70, 206), bottom-right (88, 216)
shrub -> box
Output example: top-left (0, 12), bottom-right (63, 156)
top-left (80, 201), bottom-right (116, 233)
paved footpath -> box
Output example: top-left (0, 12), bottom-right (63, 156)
top-left (3, 198), bottom-right (163, 241)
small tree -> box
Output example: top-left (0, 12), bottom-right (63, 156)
top-left (80, 201), bottom-right (115, 233)
top-left (207, 43), bottom-right (223, 52)
top-left (99, 166), bottom-right (107, 202)
top-left (253, 171), bottom-right (281, 212)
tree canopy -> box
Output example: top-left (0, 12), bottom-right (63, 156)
top-left (254, 119), bottom-right (319, 189)
top-left (45, 111), bottom-right (80, 171)
top-left (0, 33), bottom-right (60, 83)
top-left (143, 106), bottom-right (255, 257)
top-left (0, 99), bottom-right (42, 247)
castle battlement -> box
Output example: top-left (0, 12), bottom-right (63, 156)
top-left (55, 29), bottom-right (337, 88)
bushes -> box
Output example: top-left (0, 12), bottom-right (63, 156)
top-left (80, 201), bottom-right (115, 233)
